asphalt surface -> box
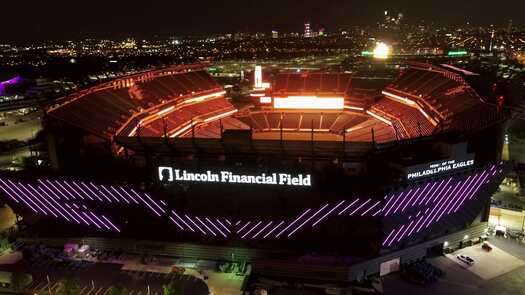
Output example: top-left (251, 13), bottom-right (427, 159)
top-left (0, 258), bottom-right (209, 295)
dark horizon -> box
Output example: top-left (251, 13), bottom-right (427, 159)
top-left (3, 0), bottom-right (524, 42)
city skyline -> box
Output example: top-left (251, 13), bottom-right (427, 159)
top-left (3, 0), bottom-right (524, 41)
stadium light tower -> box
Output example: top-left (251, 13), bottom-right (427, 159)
top-left (373, 42), bottom-right (391, 59)
top-left (254, 65), bottom-right (263, 88)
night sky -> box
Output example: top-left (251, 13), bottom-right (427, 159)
top-left (3, 0), bottom-right (523, 41)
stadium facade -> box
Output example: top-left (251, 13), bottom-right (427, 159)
top-left (0, 62), bottom-right (509, 282)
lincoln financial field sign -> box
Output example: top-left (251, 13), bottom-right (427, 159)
top-left (158, 166), bottom-right (312, 187)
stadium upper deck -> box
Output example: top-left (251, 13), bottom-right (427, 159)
top-left (46, 62), bottom-right (505, 151)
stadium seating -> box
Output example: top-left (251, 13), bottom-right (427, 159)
top-left (48, 68), bottom-right (223, 139)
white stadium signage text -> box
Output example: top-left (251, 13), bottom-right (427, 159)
top-left (158, 167), bottom-right (312, 187)
top-left (406, 158), bottom-right (475, 180)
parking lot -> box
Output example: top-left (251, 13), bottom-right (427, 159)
top-left (0, 257), bottom-right (209, 295)
top-left (383, 236), bottom-right (525, 295)
top-left (446, 243), bottom-right (525, 280)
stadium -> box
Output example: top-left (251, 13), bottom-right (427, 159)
top-left (0, 62), bottom-right (510, 282)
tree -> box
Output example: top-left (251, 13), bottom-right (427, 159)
top-left (10, 272), bottom-right (31, 293)
top-left (162, 282), bottom-right (184, 295)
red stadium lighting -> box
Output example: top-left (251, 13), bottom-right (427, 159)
top-left (366, 110), bottom-right (393, 126)
top-left (381, 91), bottom-right (416, 106)
top-left (203, 109), bottom-right (238, 123)
top-left (344, 105), bottom-right (365, 111)
top-left (184, 91), bottom-right (227, 104)
top-left (273, 96), bottom-right (345, 110)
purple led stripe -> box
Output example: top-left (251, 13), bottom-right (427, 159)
top-left (40, 183), bottom-right (89, 224)
top-left (169, 216), bottom-right (185, 230)
top-left (117, 187), bottom-right (138, 204)
top-left (392, 189), bottom-right (412, 215)
top-left (35, 185), bottom-right (77, 223)
top-left (71, 182), bottom-right (94, 201)
top-left (396, 220), bottom-right (414, 243)
top-left (381, 193), bottom-right (396, 213)
top-left (413, 183), bottom-right (430, 205)
top-left (372, 208), bottom-right (382, 217)
top-left (434, 179), bottom-right (468, 222)
top-left (173, 212), bottom-right (194, 232)
top-left (143, 192), bottom-right (166, 213)
top-left (18, 183), bottom-right (56, 217)
top-left (89, 182), bottom-right (112, 202)
top-left (63, 203), bottom-right (90, 225)
top-left (384, 191), bottom-right (405, 216)
top-left (225, 219), bottom-right (232, 226)
top-left (423, 185), bottom-right (454, 229)
top-left (82, 212), bottom-right (101, 229)
top-left (100, 185), bottom-right (121, 203)
top-left (382, 228), bottom-right (397, 246)
top-left (429, 179), bottom-right (451, 205)
top-left (401, 187), bottom-right (421, 213)
top-left (130, 189), bottom-right (163, 214)
top-left (252, 221), bottom-right (273, 239)
top-left (242, 221), bottom-right (262, 239)
top-left (264, 221), bottom-right (285, 239)
top-left (128, 189), bottom-right (161, 216)
top-left (237, 221), bottom-right (251, 234)
top-left (387, 224), bottom-right (406, 246)
top-left (62, 181), bottom-right (85, 200)
top-left (417, 182), bottom-right (434, 205)
top-left (54, 181), bottom-right (76, 200)
top-left (81, 182), bottom-right (102, 201)
top-left (445, 175), bottom-right (474, 214)
top-left (216, 219), bottom-right (230, 233)
top-left (8, 180), bottom-right (46, 214)
top-left (414, 182), bottom-right (451, 234)
top-left (235, 220), bottom-right (241, 226)
top-left (450, 172), bottom-right (485, 213)
top-left (0, 179), bottom-right (22, 205)
top-left (109, 186), bottom-right (127, 203)
top-left (206, 218), bottom-right (227, 238)
top-left (466, 171), bottom-right (489, 200)
top-left (424, 179), bottom-right (445, 205)
top-left (401, 184), bottom-right (428, 212)
top-left (45, 180), bottom-right (69, 200)
top-left (90, 212), bottom-right (110, 230)
top-left (312, 200), bottom-right (346, 227)
top-left (288, 204), bottom-right (329, 237)
top-left (349, 199), bottom-right (371, 216)
top-left (361, 200), bottom-right (381, 216)
top-left (338, 199), bottom-right (359, 215)
top-left (185, 215), bottom-right (206, 235)
top-left (408, 207), bottom-right (430, 237)
top-left (101, 215), bottom-right (121, 232)
top-left (453, 173), bottom-right (490, 213)
top-left (195, 217), bottom-right (217, 236)
top-left (276, 208), bottom-right (312, 238)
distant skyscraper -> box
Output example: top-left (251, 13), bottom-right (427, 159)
top-left (272, 30), bottom-right (279, 39)
top-left (507, 19), bottom-right (513, 33)
top-left (304, 22), bottom-right (312, 38)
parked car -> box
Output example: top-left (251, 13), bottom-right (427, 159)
top-left (482, 242), bottom-right (493, 252)
top-left (457, 254), bottom-right (475, 265)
